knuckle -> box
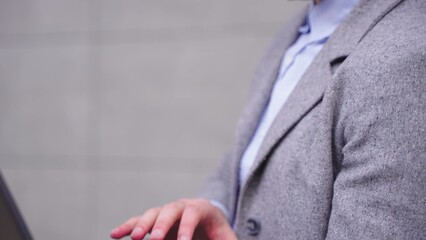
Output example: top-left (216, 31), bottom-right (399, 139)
top-left (163, 202), bottom-right (180, 212)
top-left (186, 204), bottom-right (201, 215)
top-left (123, 216), bottom-right (139, 226)
top-left (196, 198), bottom-right (209, 206)
top-left (178, 198), bottom-right (189, 204)
top-left (145, 207), bottom-right (160, 215)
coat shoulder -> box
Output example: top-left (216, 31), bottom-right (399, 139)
top-left (358, 0), bottom-right (426, 59)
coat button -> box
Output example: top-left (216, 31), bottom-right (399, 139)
top-left (246, 218), bottom-right (261, 236)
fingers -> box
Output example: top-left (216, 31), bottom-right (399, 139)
top-left (149, 202), bottom-right (185, 240)
top-left (130, 208), bottom-right (161, 240)
top-left (110, 217), bottom-right (139, 239)
top-left (110, 199), bottom-right (235, 240)
top-left (110, 207), bottom-right (161, 240)
top-left (177, 205), bottom-right (202, 240)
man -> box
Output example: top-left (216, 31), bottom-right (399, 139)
top-left (111, 0), bottom-right (426, 239)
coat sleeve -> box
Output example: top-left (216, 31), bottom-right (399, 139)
top-left (197, 151), bottom-right (237, 223)
top-left (325, 36), bottom-right (426, 239)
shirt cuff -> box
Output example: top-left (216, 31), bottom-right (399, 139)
top-left (209, 199), bottom-right (230, 221)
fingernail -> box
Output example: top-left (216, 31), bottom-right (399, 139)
top-left (131, 227), bottom-right (143, 238)
top-left (150, 229), bottom-right (164, 239)
top-left (178, 235), bottom-right (189, 240)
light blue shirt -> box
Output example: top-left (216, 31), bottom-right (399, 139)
top-left (211, 0), bottom-right (359, 221)
top-left (239, 0), bottom-right (359, 186)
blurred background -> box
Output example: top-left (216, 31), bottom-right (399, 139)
top-left (0, 0), bottom-right (306, 239)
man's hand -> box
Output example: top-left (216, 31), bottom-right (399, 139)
top-left (110, 198), bottom-right (237, 240)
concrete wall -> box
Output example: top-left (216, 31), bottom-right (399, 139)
top-left (0, 0), bottom-right (306, 239)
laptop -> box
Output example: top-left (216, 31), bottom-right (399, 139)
top-left (0, 171), bottom-right (33, 240)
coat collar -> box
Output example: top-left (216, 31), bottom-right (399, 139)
top-left (238, 0), bottom-right (405, 200)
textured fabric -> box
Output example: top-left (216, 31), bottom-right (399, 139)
top-left (199, 0), bottom-right (426, 239)
top-left (239, 0), bottom-right (358, 194)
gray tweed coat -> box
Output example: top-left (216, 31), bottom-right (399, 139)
top-left (200, 0), bottom-right (426, 239)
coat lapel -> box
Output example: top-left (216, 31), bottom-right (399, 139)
top-left (228, 10), bottom-right (307, 219)
top-left (232, 10), bottom-right (307, 174)
top-left (241, 0), bottom-right (405, 192)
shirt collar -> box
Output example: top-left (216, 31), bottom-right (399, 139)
top-left (299, 0), bottom-right (359, 42)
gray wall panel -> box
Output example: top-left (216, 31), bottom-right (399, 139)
top-left (0, 0), bottom-right (93, 34)
top-left (0, 1), bottom-right (307, 239)
top-left (0, 47), bottom-right (91, 156)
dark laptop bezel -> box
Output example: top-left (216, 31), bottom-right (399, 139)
top-left (0, 171), bottom-right (33, 240)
